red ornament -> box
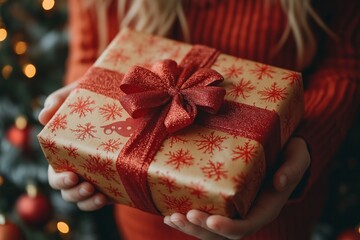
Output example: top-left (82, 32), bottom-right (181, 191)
top-left (15, 184), bottom-right (53, 228)
top-left (336, 228), bottom-right (360, 240)
top-left (6, 125), bottom-right (30, 148)
top-left (0, 215), bottom-right (25, 240)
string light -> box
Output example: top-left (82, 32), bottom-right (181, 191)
top-left (2, 65), bottom-right (12, 79)
top-left (57, 221), bottom-right (70, 234)
top-left (42, 0), bottom-right (55, 11)
top-left (15, 115), bottom-right (28, 130)
top-left (0, 28), bottom-right (7, 42)
top-left (14, 41), bottom-right (27, 55)
top-left (23, 63), bottom-right (36, 78)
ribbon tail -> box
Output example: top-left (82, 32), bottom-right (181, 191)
top-left (116, 108), bottom-right (170, 214)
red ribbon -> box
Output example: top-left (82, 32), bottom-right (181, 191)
top-left (78, 45), bottom-right (281, 215)
top-left (120, 59), bottom-right (226, 133)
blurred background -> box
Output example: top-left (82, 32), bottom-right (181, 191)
top-left (0, 0), bottom-right (359, 239)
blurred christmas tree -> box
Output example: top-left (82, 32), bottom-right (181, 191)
top-left (0, 0), bottom-right (359, 240)
top-left (0, 0), bottom-right (119, 239)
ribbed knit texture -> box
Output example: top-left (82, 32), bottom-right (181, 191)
top-left (65, 0), bottom-right (359, 239)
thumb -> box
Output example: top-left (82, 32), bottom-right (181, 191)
top-left (38, 81), bottom-right (78, 125)
top-left (273, 137), bottom-right (311, 192)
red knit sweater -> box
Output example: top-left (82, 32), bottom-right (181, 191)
top-left (65, 0), bottom-right (359, 239)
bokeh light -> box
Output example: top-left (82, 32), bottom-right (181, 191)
top-left (23, 63), bottom-right (36, 78)
top-left (15, 115), bottom-right (28, 130)
top-left (0, 28), bottom-right (7, 41)
top-left (42, 0), bottom-right (55, 11)
top-left (2, 65), bottom-right (13, 79)
top-left (14, 41), bottom-right (27, 55)
top-left (57, 221), bottom-right (70, 234)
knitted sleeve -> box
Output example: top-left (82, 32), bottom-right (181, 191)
top-left (294, 0), bottom-right (360, 199)
top-left (64, 0), bottom-right (99, 84)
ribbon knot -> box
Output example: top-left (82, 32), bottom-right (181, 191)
top-left (120, 59), bottom-right (225, 133)
top-left (168, 86), bottom-right (180, 97)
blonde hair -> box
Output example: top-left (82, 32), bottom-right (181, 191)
top-left (86, 0), bottom-right (335, 69)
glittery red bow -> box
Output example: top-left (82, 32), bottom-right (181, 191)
top-left (119, 59), bottom-right (226, 133)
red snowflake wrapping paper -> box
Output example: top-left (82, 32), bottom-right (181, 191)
top-left (38, 28), bottom-right (304, 218)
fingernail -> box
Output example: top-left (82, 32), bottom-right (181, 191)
top-left (79, 187), bottom-right (91, 197)
top-left (64, 176), bottom-right (76, 186)
top-left (171, 218), bottom-right (185, 228)
top-left (279, 175), bottom-right (287, 189)
top-left (188, 217), bottom-right (201, 225)
top-left (44, 99), bottom-right (54, 109)
top-left (163, 216), bottom-right (170, 225)
top-left (94, 196), bottom-right (105, 206)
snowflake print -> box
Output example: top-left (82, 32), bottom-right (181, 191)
top-left (158, 175), bottom-right (179, 193)
top-left (159, 45), bottom-right (172, 55)
top-left (99, 102), bottom-right (123, 121)
top-left (258, 82), bottom-right (287, 103)
top-left (282, 71), bottom-right (301, 86)
top-left (146, 35), bottom-right (158, 45)
top-left (48, 113), bottom-right (67, 133)
top-left (165, 149), bottom-right (194, 170)
top-left (201, 160), bottom-right (228, 181)
top-left (227, 78), bottom-right (255, 100)
top-left (222, 64), bottom-right (243, 79)
top-left (162, 194), bottom-right (192, 214)
top-left (231, 172), bottom-right (246, 186)
top-left (231, 141), bottom-right (257, 164)
top-left (63, 144), bottom-right (79, 158)
top-left (68, 96), bottom-right (95, 118)
top-left (99, 139), bottom-right (122, 153)
top-left (83, 173), bottom-right (99, 185)
top-left (198, 204), bottom-right (219, 214)
top-left (39, 136), bottom-right (58, 155)
top-left (168, 134), bottom-right (188, 148)
top-left (81, 154), bottom-right (118, 182)
top-left (250, 64), bottom-right (275, 80)
top-left (104, 49), bottom-right (130, 65)
top-left (52, 158), bottom-right (76, 172)
top-left (106, 185), bottom-right (123, 198)
top-left (212, 56), bottom-right (228, 67)
top-left (141, 58), bottom-right (155, 69)
top-left (168, 47), bottom-right (181, 59)
top-left (194, 131), bottom-right (227, 155)
top-left (71, 123), bottom-right (97, 141)
top-left (188, 182), bottom-right (208, 199)
top-left (134, 44), bottom-right (146, 56)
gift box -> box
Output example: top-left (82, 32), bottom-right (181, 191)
top-left (38, 28), bottom-right (304, 218)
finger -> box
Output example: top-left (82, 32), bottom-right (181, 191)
top-left (61, 181), bottom-right (95, 202)
top-left (167, 213), bottom-right (224, 240)
top-left (273, 137), bottom-right (311, 192)
top-left (38, 81), bottom-right (78, 125)
top-left (76, 193), bottom-right (109, 211)
top-left (205, 186), bottom-right (294, 239)
top-left (164, 216), bottom-right (180, 229)
top-left (186, 210), bottom-right (215, 230)
top-left (48, 165), bottom-right (78, 190)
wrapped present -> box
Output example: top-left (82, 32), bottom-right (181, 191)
top-left (38, 28), bottom-right (304, 218)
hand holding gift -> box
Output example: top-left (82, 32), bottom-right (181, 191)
top-left (40, 88), bottom-right (310, 238)
top-left (38, 29), bottom-right (306, 229)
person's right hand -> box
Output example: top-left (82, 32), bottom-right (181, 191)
top-left (39, 81), bottom-right (110, 211)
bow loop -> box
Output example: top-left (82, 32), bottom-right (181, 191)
top-left (120, 59), bottom-right (225, 132)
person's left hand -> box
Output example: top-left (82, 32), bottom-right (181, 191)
top-left (163, 137), bottom-right (311, 239)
